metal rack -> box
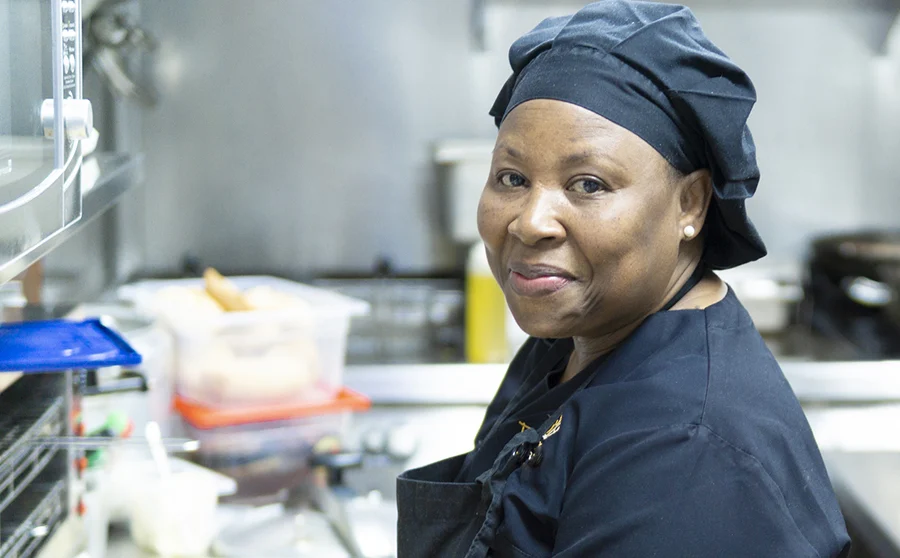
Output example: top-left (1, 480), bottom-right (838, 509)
top-left (0, 398), bottom-right (66, 516)
top-left (0, 373), bottom-right (70, 558)
top-left (0, 480), bottom-right (66, 558)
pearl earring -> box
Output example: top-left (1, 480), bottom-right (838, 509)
top-left (683, 225), bottom-right (696, 239)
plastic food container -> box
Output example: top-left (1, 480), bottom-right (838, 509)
top-left (128, 469), bottom-right (220, 556)
top-left (99, 449), bottom-right (238, 525)
top-left (119, 276), bottom-right (369, 408)
top-left (176, 388), bottom-right (371, 498)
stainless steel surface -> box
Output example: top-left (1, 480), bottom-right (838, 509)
top-left (210, 504), bottom-right (352, 558)
top-left (311, 484), bottom-right (365, 558)
top-left (314, 278), bottom-right (464, 364)
top-left (0, 0), bottom-right (89, 293)
top-left (779, 360), bottom-right (900, 402)
top-left (32, 436), bottom-right (198, 452)
top-left (107, 505), bottom-right (359, 558)
top-left (0, 151), bottom-right (142, 286)
top-left (345, 364), bottom-right (505, 405)
top-left (344, 360), bottom-right (900, 405)
top-left (80, 357), bottom-right (900, 557)
top-left (135, 0), bottom-right (479, 276)
top-left (827, 452), bottom-right (900, 557)
top-left (0, 142), bottom-right (81, 288)
top-left (104, 0), bottom-right (900, 281)
top-left (101, 404), bottom-right (479, 558)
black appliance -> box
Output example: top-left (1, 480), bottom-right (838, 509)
top-left (798, 231), bottom-right (900, 359)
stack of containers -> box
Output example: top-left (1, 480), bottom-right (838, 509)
top-left (120, 276), bottom-right (371, 497)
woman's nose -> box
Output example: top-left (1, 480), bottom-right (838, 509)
top-left (508, 187), bottom-right (566, 246)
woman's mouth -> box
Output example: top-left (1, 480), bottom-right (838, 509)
top-left (507, 264), bottom-right (575, 297)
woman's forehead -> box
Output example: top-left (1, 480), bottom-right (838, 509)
top-left (495, 99), bottom-right (666, 171)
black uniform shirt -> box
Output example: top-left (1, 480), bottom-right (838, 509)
top-left (455, 289), bottom-right (851, 557)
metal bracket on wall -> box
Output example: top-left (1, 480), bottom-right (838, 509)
top-left (471, 0), bottom-right (487, 52)
top-left (875, 4), bottom-right (900, 56)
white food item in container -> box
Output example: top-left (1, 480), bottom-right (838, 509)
top-left (183, 337), bottom-right (322, 403)
top-left (150, 282), bottom-right (330, 405)
top-left (101, 452), bottom-right (237, 525)
top-left (128, 470), bottom-right (219, 556)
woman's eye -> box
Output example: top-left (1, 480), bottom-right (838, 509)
top-left (499, 172), bottom-right (527, 188)
top-left (569, 178), bottom-right (607, 194)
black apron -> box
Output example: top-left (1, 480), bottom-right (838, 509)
top-left (396, 268), bottom-right (706, 558)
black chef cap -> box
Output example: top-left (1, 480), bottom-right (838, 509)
top-left (490, 0), bottom-right (766, 270)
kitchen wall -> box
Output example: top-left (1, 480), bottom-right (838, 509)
top-left (131, 0), bottom-right (482, 277)
top-left (483, 0), bottom-right (900, 266)
top-left (44, 0), bottom-right (900, 289)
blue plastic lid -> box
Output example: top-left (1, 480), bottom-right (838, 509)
top-left (0, 319), bottom-right (142, 372)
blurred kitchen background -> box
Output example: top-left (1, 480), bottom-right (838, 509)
top-left (38, 0), bottom-right (900, 365)
top-left (6, 0), bottom-right (900, 556)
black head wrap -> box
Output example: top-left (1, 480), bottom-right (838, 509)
top-left (490, 0), bottom-right (766, 270)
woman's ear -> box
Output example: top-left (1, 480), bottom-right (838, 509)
top-left (677, 169), bottom-right (713, 234)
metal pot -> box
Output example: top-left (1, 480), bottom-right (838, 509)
top-left (800, 231), bottom-right (900, 358)
top-left (811, 231), bottom-right (900, 318)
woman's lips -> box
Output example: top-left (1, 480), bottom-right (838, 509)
top-left (507, 264), bottom-right (574, 297)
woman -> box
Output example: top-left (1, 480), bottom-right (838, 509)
top-left (398, 2), bottom-right (851, 557)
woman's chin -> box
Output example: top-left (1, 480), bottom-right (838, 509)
top-left (512, 313), bottom-right (571, 340)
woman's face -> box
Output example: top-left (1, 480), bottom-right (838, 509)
top-left (477, 99), bottom-right (706, 339)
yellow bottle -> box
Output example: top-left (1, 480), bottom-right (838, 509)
top-left (466, 243), bottom-right (509, 363)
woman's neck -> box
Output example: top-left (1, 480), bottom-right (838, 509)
top-left (559, 271), bottom-right (726, 384)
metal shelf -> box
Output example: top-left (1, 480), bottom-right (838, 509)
top-left (0, 152), bottom-right (143, 287)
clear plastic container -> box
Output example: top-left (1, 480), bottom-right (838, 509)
top-left (175, 388), bottom-right (371, 498)
top-left (119, 276), bottom-right (369, 408)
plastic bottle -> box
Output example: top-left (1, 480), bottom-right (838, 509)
top-left (465, 243), bottom-right (509, 363)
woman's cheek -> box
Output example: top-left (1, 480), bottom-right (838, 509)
top-left (477, 191), bottom-right (510, 285)
top-left (476, 189), bottom-right (503, 247)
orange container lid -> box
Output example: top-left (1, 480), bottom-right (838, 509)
top-left (175, 388), bottom-right (372, 430)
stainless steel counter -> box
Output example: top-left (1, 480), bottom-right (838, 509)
top-left (826, 452), bottom-right (900, 558)
top-left (96, 404), bottom-right (484, 558)
top-left (46, 360), bottom-right (900, 557)
top-left (343, 362), bottom-right (900, 557)
top-left (343, 360), bottom-right (900, 405)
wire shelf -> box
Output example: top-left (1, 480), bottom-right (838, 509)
top-left (0, 397), bottom-right (66, 515)
top-left (0, 480), bottom-right (66, 558)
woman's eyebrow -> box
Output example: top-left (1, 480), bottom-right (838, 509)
top-left (493, 143), bottom-right (523, 160)
top-left (562, 150), bottom-right (626, 174)
top-left (562, 151), bottom-right (596, 166)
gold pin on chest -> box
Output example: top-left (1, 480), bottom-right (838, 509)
top-left (543, 414), bottom-right (562, 440)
